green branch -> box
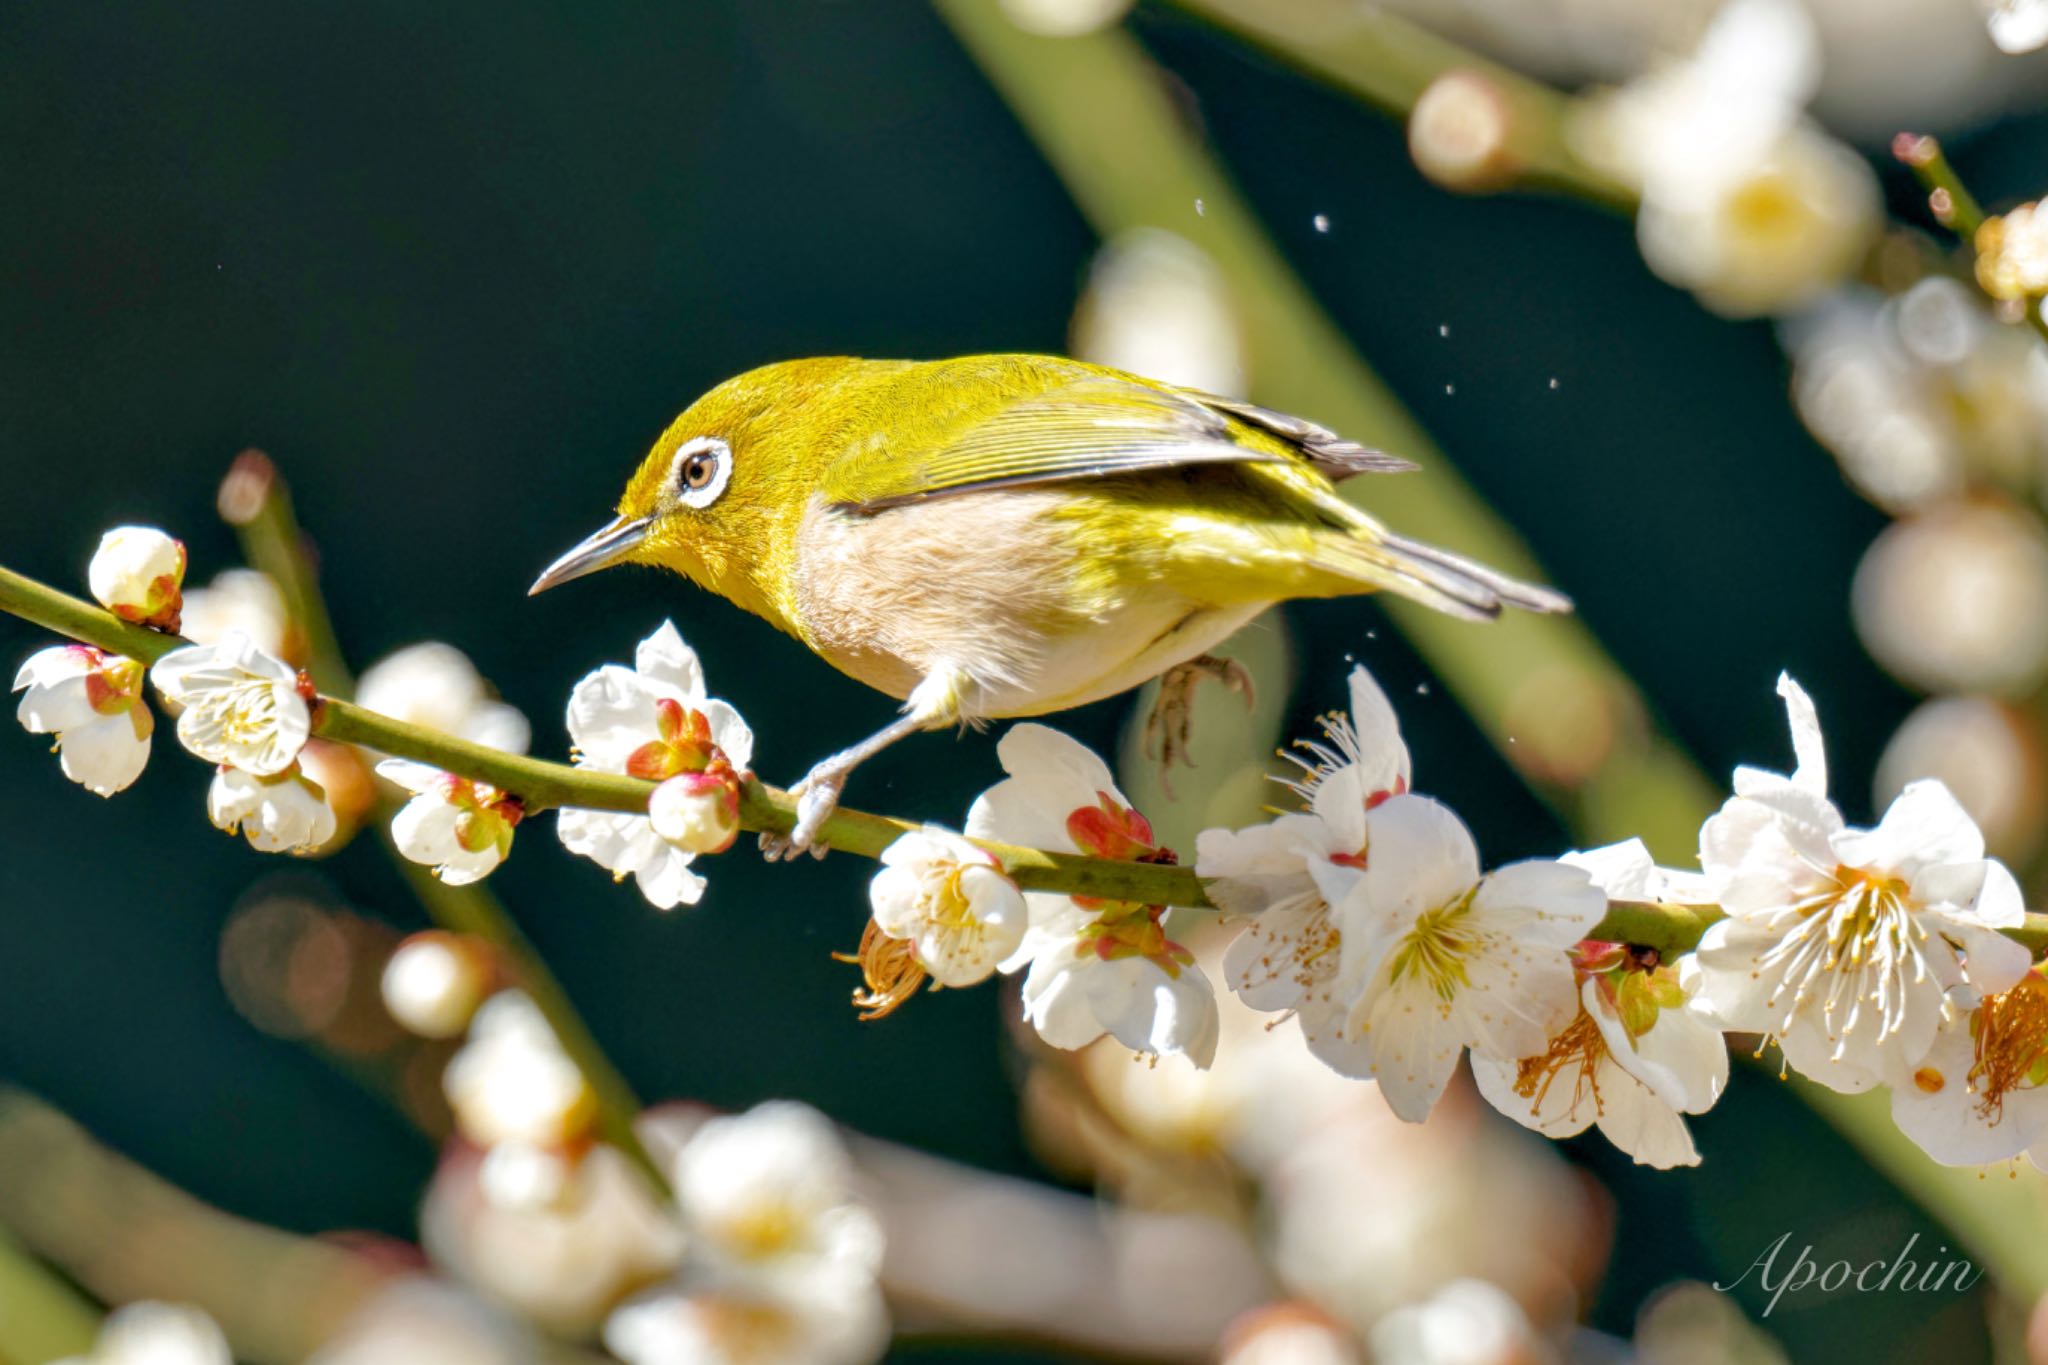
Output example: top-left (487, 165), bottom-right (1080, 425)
top-left (9, 557), bottom-right (2048, 960)
top-left (1895, 132), bottom-right (2048, 349)
top-left (1162, 0), bottom-right (1633, 208)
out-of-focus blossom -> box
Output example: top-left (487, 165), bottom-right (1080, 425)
top-left (206, 764), bottom-right (336, 853)
top-left (1887, 965), bottom-right (2048, 1166)
top-left (1877, 696), bottom-right (2047, 866)
top-left (444, 991), bottom-right (596, 1150)
top-left (969, 724), bottom-right (1220, 1066)
top-left (605, 1267), bottom-right (889, 1365)
top-left (1219, 1302), bottom-right (1364, 1365)
top-left (1693, 675), bottom-right (2030, 1092)
top-left (649, 766), bottom-right (743, 855)
top-left (868, 828), bottom-right (1027, 988)
top-left (479, 1142), bottom-right (578, 1213)
top-left (1072, 229), bottom-right (1244, 397)
top-left (1976, 201), bottom-right (2048, 300)
top-left (424, 1143), bottom-right (686, 1339)
top-left (179, 568), bottom-right (292, 657)
top-left (13, 644), bottom-right (153, 795)
top-left (295, 738), bottom-right (378, 841)
top-left (379, 760), bottom-right (521, 884)
top-left (1367, 1279), bottom-right (1549, 1365)
top-left (307, 1279), bottom-right (541, 1365)
top-left (358, 641), bottom-right (531, 755)
top-left (1471, 841), bottom-right (1726, 1168)
top-left (151, 631), bottom-right (311, 775)
top-left (1308, 794), bottom-right (1605, 1120)
top-left (1633, 1280), bottom-right (1790, 1365)
top-left (382, 931), bottom-right (493, 1039)
top-left (1852, 498), bottom-right (2048, 696)
top-left (671, 1101), bottom-right (883, 1276)
top-left (1571, 0), bottom-right (1879, 317)
top-left (1983, 0), bottom-right (2048, 53)
top-left (1782, 282), bottom-right (2048, 511)
top-left (1201, 667), bottom-right (1411, 1075)
top-left (996, 0), bottom-right (1133, 39)
top-left (53, 1301), bottom-right (232, 1365)
top-left (88, 526), bottom-right (185, 630)
top-left (556, 622), bottom-right (753, 910)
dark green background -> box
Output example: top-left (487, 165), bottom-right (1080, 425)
top-left (0, 3), bottom-right (2034, 1360)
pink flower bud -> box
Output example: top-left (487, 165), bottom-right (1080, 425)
top-left (648, 766), bottom-right (741, 855)
top-left (88, 526), bottom-right (186, 630)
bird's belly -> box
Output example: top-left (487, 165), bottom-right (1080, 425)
top-left (983, 599), bottom-right (1268, 718)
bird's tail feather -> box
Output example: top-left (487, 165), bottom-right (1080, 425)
top-left (1309, 530), bottom-right (1572, 621)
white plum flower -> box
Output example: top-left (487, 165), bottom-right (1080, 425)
top-left (88, 525), bottom-right (186, 630)
top-left (555, 622), bottom-right (753, 910)
top-left (381, 931), bottom-right (492, 1039)
top-left (378, 759), bottom-right (521, 884)
top-left (1984, 0), bottom-right (2048, 54)
top-left (1469, 837), bottom-right (1727, 1169)
top-left (1570, 0), bottom-right (1878, 318)
top-left (150, 631), bottom-right (311, 775)
top-left (1318, 795), bottom-right (1607, 1120)
top-left (649, 767), bottom-right (743, 856)
top-left (207, 764), bottom-right (336, 853)
top-left (444, 991), bottom-right (596, 1150)
top-left (357, 641), bottom-right (531, 755)
top-left (605, 1267), bottom-right (889, 1365)
top-left (968, 723), bottom-right (1219, 1067)
top-left (13, 644), bottom-right (154, 795)
top-left (868, 828), bottom-right (1027, 988)
top-left (53, 1301), bottom-right (232, 1365)
top-left (1887, 965), bottom-right (2048, 1167)
top-left (1201, 667), bottom-right (1411, 1074)
top-left (179, 568), bottom-right (292, 656)
top-left (1692, 674), bottom-right (2031, 1093)
top-left (671, 1100), bottom-right (884, 1276)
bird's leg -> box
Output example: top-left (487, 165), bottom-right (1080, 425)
top-left (1144, 653), bottom-right (1256, 783)
top-left (760, 668), bottom-right (968, 861)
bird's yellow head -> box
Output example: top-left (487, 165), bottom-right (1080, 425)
top-left (529, 357), bottom-right (872, 625)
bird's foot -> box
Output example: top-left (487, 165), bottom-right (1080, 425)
top-left (1144, 654), bottom-right (1256, 782)
top-left (758, 764), bottom-right (846, 862)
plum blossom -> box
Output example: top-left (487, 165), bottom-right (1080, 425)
top-left (1569, 0), bottom-right (1878, 317)
top-left (13, 644), bottom-right (154, 795)
top-left (649, 766), bottom-right (743, 855)
top-left (379, 759), bottom-right (521, 884)
top-left (1309, 794), bottom-right (1606, 1120)
top-left (1471, 841), bottom-right (1728, 1169)
top-left (1200, 666), bottom-right (1410, 1075)
top-left (357, 641), bottom-right (531, 755)
top-left (1888, 965), bottom-right (2048, 1167)
top-left (669, 1100), bottom-right (883, 1277)
top-left (1692, 674), bottom-right (2030, 1093)
top-left (381, 931), bottom-right (492, 1039)
top-left (444, 991), bottom-right (596, 1150)
top-left (207, 764), bottom-right (336, 853)
top-left (864, 828), bottom-right (1027, 996)
top-left (179, 568), bottom-right (292, 656)
top-left (150, 631), bottom-right (311, 775)
top-left (52, 1301), bottom-right (231, 1365)
top-left (88, 526), bottom-right (185, 630)
top-left (968, 724), bottom-right (1218, 1067)
top-left (555, 623), bottom-right (752, 910)
top-left (605, 1266), bottom-right (888, 1365)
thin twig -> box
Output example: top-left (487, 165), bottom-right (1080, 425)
top-left (1894, 131), bottom-right (2048, 348)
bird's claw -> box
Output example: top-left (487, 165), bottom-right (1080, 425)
top-left (759, 766), bottom-right (845, 862)
top-left (1144, 655), bottom-right (1256, 786)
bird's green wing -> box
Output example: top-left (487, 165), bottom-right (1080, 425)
top-left (820, 374), bottom-right (1291, 512)
top-left (1187, 392), bottom-right (1417, 478)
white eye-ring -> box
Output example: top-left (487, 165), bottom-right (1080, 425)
top-left (670, 436), bottom-right (733, 509)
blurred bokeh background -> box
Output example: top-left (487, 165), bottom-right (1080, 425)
top-left (6, 1), bottom-right (2048, 1361)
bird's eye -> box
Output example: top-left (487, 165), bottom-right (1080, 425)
top-left (669, 436), bottom-right (732, 509)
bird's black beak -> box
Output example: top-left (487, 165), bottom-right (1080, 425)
top-left (528, 515), bottom-right (652, 595)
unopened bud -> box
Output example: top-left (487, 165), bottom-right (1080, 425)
top-left (382, 931), bottom-right (492, 1039)
top-left (1408, 70), bottom-right (1521, 194)
top-left (89, 525), bottom-right (186, 630)
top-left (648, 767), bottom-right (742, 854)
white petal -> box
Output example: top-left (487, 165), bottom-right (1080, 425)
top-left (970, 724), bottom-right (1125, 850)
top-left (1591, 1069), bottom-right (1703, 1168)
top-left (633, 621), bottom-right (706, 699)
top-left (394, 793), bottom-right (465, 864)
top-left (1222, 899), bottom-right (1332, 1013)
top-left (1361, 978), bottom-right (1466, 1121)
top-left (1020, 952), bottom-right (1112, 1051)
top-left (1456, 939), bottom-right (1581, 1063)
top-left (1888, 1017), bottom-right (2048, 1166)
top-left (1349, 795), bottom-right (1481, 936)
top-left (14, 650), bottom-right (100, 732)
top-left (1833, 779), bottom-right (1984, 882)
top-left (1470, 1050), bottom-right (1596, 1140)
top-left (1775, 671), bottom-right (1828, 796)
top-left (564, 665), bottom-right (661, 768)
top-left (700, 698), bottom-right (754, 772)
top-left (1588, 978), bottom-right (1728, 1115)
top-left (1469, 858), bottom-right (1606, 948)
top-left (1343, 663), bottom-right (1412, 792)
top-left (1561, 839), bottom-right (1659, 902)
top-left (632, 844), bottom-right (708, 910)
top-left (56, 712), bottom-right (150, 796)
top-left (373, 758), bottom-right (442, 795)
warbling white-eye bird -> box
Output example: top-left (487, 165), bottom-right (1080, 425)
top-left (530, 354), bottom-right (1569, 854)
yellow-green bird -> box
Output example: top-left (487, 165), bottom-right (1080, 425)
top-left (530, 354), bottom-right (1567, 853)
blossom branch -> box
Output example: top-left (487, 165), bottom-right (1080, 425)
top-left (1895, 131), bottom-right (2048, 348)
top-left (8, 556), bottom-right (2048, 959)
